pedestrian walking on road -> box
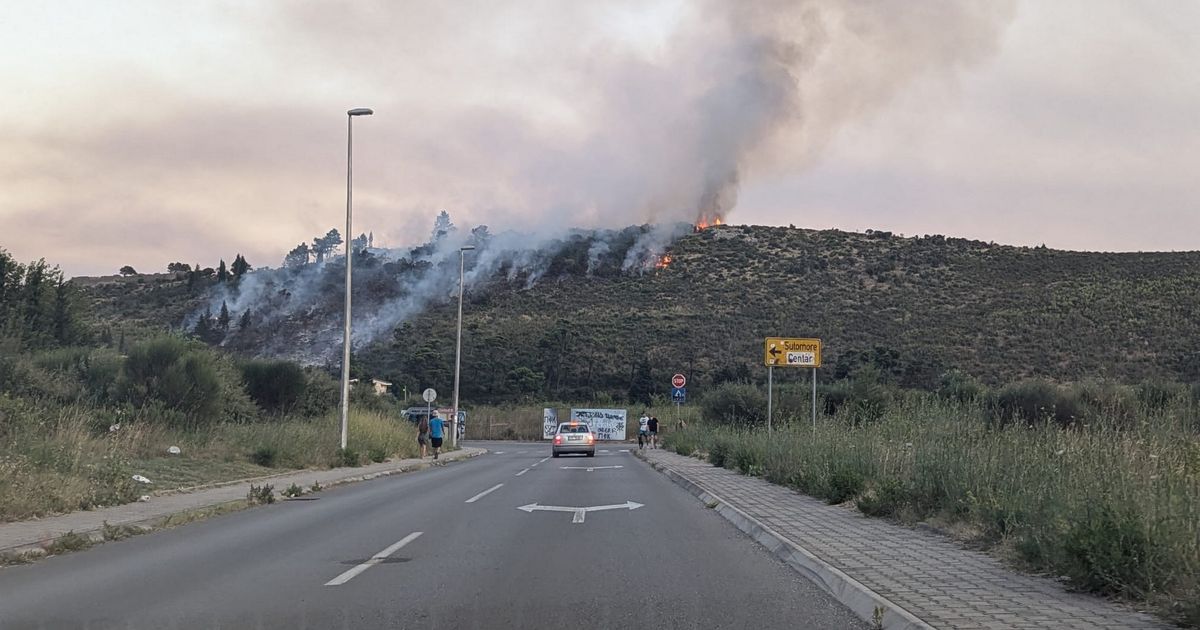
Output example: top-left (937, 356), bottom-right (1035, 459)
top-left (429, 411), bottom-right (446, 460)
top-left (638, 412), bottom-right (650, 449)
top-left (648, 416), bottom-right (659, 449)
top-left (417, 413), bottom-right (430, 459)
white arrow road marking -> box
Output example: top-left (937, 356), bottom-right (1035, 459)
top-left (517, 501), bottom-right (644, 524)
top-left (515, 468), bottom-right (530, 476)
top-left (325, 532), bottom-right (423, 586)
top-left (560, 465), bottom-right (624, 472)
top-left (465, 484), bottom-right (504, 503)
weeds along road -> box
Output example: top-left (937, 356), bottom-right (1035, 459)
top-left (0, 441), bottom-right (866, 630)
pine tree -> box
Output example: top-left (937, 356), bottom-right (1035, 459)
top-left (231, 254), bottom-right (251, 277)
top-left (216, 259), bottom-right (229, 282)
top-left (238, 309), bottom-right (252, 330)
top-left (284, 243), bottom-right (311, 268)
top-left (194, 308), bottom-right (213, 339)
top-left (217, 301), bottom-right (231, 330)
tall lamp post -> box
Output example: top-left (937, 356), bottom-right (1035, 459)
top-left (451, 245), bottom-right (475, 447)
top-left (340, 107), bottom-right (373, 451)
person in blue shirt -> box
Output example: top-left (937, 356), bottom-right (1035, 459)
top-left (428, 411), bottom-right (445, 460)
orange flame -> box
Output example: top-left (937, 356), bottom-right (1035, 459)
top-left (694, 215), bottom-right (724, 231)
top-left (655, 254), bottom-right (673, 269)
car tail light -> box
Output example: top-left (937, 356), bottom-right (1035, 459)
top-left (586, 434), bottom-right (595, 444)
top-left (553, 435), bottom-right (562, 445)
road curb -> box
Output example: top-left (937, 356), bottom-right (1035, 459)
top-left (637, 451), bottom-right (935, 630)
top-left (0, 448), bottom-right (486, 558)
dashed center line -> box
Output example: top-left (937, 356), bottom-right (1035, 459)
top-left (325, 532), bottom-right (423, 586)
top-left (515, 468), bottom-right (530, 476)
top-left (465, 483), bottom-right (504, 503)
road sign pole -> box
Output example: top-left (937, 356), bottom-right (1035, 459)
top-left (812, 367), bottom-right (817, 433)
top-left (767, 366), bottom-right (773, 433)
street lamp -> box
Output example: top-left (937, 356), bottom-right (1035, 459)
top-left (340, 107), bottom-right (373, 451)
top-left (451, 245), bottom-right (476, 447)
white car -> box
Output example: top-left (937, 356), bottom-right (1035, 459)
top-left (551, 422), bottom-right (596, 457)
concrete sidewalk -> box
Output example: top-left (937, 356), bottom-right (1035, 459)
top-left (0, 447), bottom-right (485, 554)
top-left (639, 448), bottom-right (1168, 630)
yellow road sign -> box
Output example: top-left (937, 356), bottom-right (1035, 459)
top-left (764, 338), bottom-right (822, 368)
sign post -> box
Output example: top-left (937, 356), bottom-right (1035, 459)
top-left (671, 373), bottom-right (687, 427)
top-left (422, 388), bottom-right (437, 433)
top-left (763, 338), bottom-right (822, 432)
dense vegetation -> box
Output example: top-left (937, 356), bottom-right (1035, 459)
top-left (0, 248), bottom-right (417, 522)
top-left (369, 225), bottom-right (1200, 403)
top-left (71, 225), bottom-right (1200, 405)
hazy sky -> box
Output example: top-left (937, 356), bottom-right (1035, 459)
top-left (1, 0), bottom-right (1197, 277)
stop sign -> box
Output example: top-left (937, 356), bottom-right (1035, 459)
top-left (672, 373), bottom-right (686, 388)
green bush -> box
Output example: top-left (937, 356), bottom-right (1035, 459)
top-left (989, 379), bottom-right (1080, 427)
top-left (700, 383), bottom-right (766, 427)
top-left (296, 369), bottom-right (339, 417)
top-left (250, 446), bottom-right (278, 467)
top-left (937, 369), bottom-right (985, 402)
top-left (857, 479), bottom-right (909, 517)
top-left (240, 359), bottom-right (307, 414)
top-left (119, 336), bottom-right (256, 426)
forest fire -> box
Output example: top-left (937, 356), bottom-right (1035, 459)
top-left (655, 254), bottom-right (673, 269)
top-left (694, 216), bottom-right (724, 231)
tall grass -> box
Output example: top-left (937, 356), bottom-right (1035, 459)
top-left (0, 395), bottom-right (417, 522)
top-left (665, 394), bottom-right (1200, 626)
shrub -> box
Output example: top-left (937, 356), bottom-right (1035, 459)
top-left (335, 447), bottom-right (361, 468)
top-left (296, 369), bottom-right (339, 418)
top-left (857, 479), bottom-right (909, 517)
top-left (368, 447), bottom-right (387, 463)
top-left (700, 383), bottom-right (766, 427)
top-left (240, 359), bottom-right (307, 414)
top-left (247, 484), bottom-right (275, 505)
top-left (937, 369), bottom-right (985, 402)
top-left (250, 446), bottom-right (277, 467)
top-left (824, 465), bottom-right (865, 504)
top-left (119, 336), bottom-right (256, 426)
top-left (989, 379), bottom-right (1080, 427)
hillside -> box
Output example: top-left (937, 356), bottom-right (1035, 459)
top-left (76, 225), bottom-right (1200, 402)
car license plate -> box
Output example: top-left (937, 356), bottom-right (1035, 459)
top-left (568, 436), bottom-right (581, 442)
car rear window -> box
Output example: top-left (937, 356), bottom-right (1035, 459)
top-left (558, 424), bottom-right (590, 434)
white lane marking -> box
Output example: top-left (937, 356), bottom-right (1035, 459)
top-left (620, 449), bottom-right (630, 453)
top-left (517, 502), bottom-right (643, 525)
top-left (561, 465), bottom-right (624, 472)
top-left (531, 456), bottom-right (550, 468)
top-left (325, 532), bottom-right (423, 586)
top-left (600, 449), bottom-right (610, 453)
top-left (494, 451), bottom-right (505, 455)
top-left (465, 483), bottom-right (504, 503)
top-left (515, 468), bottom-right (530, 476)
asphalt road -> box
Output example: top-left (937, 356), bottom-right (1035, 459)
top-left (0, 441), bottom-right (867, 629)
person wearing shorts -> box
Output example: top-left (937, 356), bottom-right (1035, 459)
top-left (648, 416), bottom-right (659, 449)
top-left (637, 413), bottom-right (650, 449)
top-left (429, 412), bottom-right (445, 460)
top-left (417, 413), bottom-right (430, 458)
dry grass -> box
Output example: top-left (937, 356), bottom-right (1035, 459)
top-left (0, 399), bottom-right (417, 522)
